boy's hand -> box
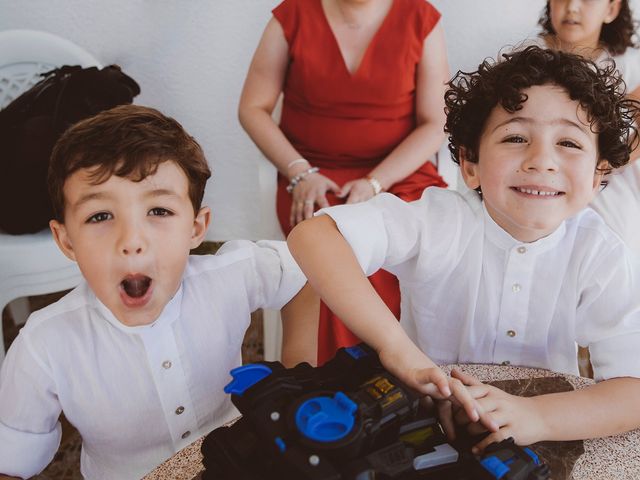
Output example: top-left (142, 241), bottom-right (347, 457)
top-left (451, 369), bottom-right (545, 453)
top-left (377, 347), bottom-right (498, 437)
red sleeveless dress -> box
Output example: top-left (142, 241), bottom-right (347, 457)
top-left (273, 0), bottom-right (446, 365)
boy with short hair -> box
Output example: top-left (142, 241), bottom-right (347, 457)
top-left (288, 46), bottom-right (640, 451)
top-left (0, 105), bottom-right (309, 479)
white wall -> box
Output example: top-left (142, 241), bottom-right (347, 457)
top-left (4, 1), bottom-right (634, 240)
top-left (1, 0), bottom-right (283, 241)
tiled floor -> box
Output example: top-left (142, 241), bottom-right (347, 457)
top-left (1, 242), bottom-right (265, 479)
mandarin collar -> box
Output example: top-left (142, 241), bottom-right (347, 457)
top-left (89, 283), bottom-right (183, 333)
top-left (482, 202), bottom-right (567, 255)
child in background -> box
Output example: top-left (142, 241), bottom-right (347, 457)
top-left (0, 105), bottom-right (311, 479)
top-left (537, 0), bottom-right (640, 252)
top-left (288, 47), bottom-right (640, 452)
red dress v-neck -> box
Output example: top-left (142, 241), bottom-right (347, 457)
top-left (273, 0), bottom-right (446, 365)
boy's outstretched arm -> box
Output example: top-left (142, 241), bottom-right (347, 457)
top-left (281, 282), bottom-right (320, 367)
top-left (451, 369), bottom-right (640, 451)
top-left (288, 215), bottom-right (494, 430)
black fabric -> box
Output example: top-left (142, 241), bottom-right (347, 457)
top-left (0, 65), bottom-right (140, 234)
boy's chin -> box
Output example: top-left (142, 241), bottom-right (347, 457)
top-left (115, 309), bottom-right (161, 327)
top-left (112, 300), bottom-right (163, 327)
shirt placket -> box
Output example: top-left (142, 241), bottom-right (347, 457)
top-left (139, 322), bottom-right (198, 450)
top-left (494, 245), bottom-right (534, 366)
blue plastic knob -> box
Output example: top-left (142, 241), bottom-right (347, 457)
top-left (295, 392), bottom-right (357, 442)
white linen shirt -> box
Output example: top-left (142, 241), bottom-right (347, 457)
top-left (588, 46), bottom-right (640, 254)
top-left (0, 240), bottom-right (306, 480)
top-left (321, 188), bottom-right (640, 381)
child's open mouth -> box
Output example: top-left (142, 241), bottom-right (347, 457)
top-left (119, 274), bottom-right (153, 307)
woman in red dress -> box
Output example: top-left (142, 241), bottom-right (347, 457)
top-left (239, 0), bottom-right (449, 366)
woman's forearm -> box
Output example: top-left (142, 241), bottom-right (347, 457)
top-left (238, 105), bottom-right (303, 177)
top-left (369, 120), bottom-right (446, 190)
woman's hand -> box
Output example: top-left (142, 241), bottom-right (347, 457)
top-left (450, 369), bottom-right (546, 453)
top-left (289, 173), bottom-right (340, 228)
top-left (339, 178), bottom-right (377, 204)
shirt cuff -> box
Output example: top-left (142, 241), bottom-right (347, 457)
top-left (590, 333), bottom-right (640, 381)
top-left (318, 201), bottom-right (388, 276)
top-left (0, 420), bottom-right (61, 478)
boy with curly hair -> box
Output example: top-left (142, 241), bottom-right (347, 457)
top-left (0, 105), bottom-right (312, 479)
top-left (288, 46), bottom-right (640, 451)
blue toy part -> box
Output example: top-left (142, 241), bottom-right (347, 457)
top-left (480, 455), bottom-right (510, 479)
top-left (224, 364), bottom-right (273, 396)
top-left (274, 436), bottom-right (287, 453)
top-left (295, 392), bottom-right (357, 442)
top-left (345, 345), bottom-right (368, 359)
top-left (524, 447), bottom-right (541, 465)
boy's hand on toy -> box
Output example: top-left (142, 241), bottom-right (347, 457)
top-left (450, 369), bottom-right (545, 453)
top-left (433, 393), bottom-right (500, 442)
top-left (378, 346), bottom-right (497, 437)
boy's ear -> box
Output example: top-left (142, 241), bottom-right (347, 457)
top-left (593, 160), bottom-right (611, 193)
top-left (605, 0), bottom-right (622, 24)
top-left (190, 206), bottom-right (211, 249)
top-left (49, 220), bottom-right (77, 262)
top-left (459, 147), bottom-right (481, 190)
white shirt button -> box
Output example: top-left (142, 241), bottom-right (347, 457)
top-left (512, 283), bottom-right (521, 292)
top-left (506, 330), bottom-right (516, 338)
top-left (175, 406), bottom-right (185, 415)
top-left (162, 360), bottom-right (172, 369)
top-left (517, 246), bottom-right (526, 254)
top-left (181, 431), bottom-right (191, 439)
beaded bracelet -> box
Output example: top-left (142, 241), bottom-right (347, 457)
top-left (286, 167), bottom-right (319, 193)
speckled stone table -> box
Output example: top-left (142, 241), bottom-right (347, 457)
top-left (143, 364), bottom-right (640, 480)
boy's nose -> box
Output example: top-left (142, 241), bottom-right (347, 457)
top-left (118, 224), bottom-right (146, 255)
top-left (522, 143), bottom-right (559, 173)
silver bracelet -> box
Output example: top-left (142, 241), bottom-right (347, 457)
top-left (366, 175), bottom-right (383, 195)
top-left (286, 158), bottom-right (309, 170)
top-left (286, 167), bottom-right (319, 193)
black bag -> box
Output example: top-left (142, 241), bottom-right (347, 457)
top-left (0, 65), bottom-right (140, 234)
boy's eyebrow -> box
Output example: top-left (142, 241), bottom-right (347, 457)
top-left (144, 188), bottom-right (181, 199)
top-left (72, 191), bottom-right (110, 210)
top-left (491, 117), bottom-right (590, 134)
top-left (72, 188), bottom-right (181, 210)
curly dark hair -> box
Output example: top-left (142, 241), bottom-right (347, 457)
top-left (538, 0), bottom-right (637, 55)
top-left (49, 105), bottom-right (211, 222)
top-left (444, 46), bottom-right (638, 175)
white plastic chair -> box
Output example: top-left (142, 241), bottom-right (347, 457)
top-left (0, 29), bottom-right (99, 365)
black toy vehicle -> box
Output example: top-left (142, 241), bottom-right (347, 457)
top-left (201, 343), bottom-right (550, 480)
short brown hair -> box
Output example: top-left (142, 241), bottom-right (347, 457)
top-left (49, 105), bottom-right (211, 221)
